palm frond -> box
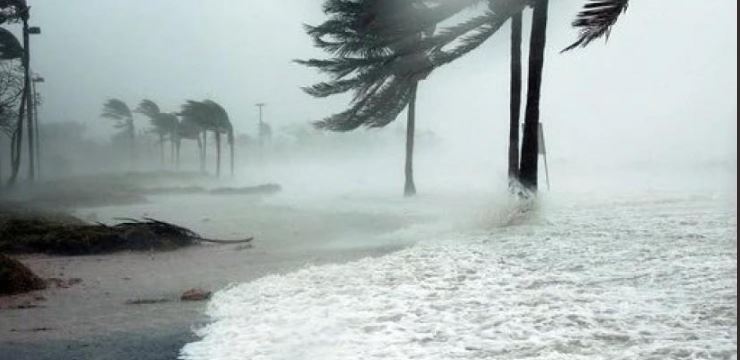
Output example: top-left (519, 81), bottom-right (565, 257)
top-left (101, 98), bottom-right (132, 121)
top-left (563, 0), bottom-right (629, 52)
top-left (0, 27), bottom-right (22, 60)
top-left (135, 99), bottom-right (160, 118)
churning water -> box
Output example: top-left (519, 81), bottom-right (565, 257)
top-left (180, 190), bottom-right (736, 360)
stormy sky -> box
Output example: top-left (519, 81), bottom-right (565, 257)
top-left (22, 0), bottom-right (738, 173)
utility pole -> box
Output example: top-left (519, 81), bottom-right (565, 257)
top-left (23, 20), bottom-right (40, 181)
top-left (32, 75), bottom-right (44, 178)
top-left (255, 102), bottom-right (266, 148)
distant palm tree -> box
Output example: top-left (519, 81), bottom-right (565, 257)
top-left (101, 98), bottom-right (135, 169)
top-left (179, 100), bottom-right (234, 176)
top-left (135, 99), bottom-right (178, 166)
top-left (173, 116), bottom-right (203, 171)
top-left (179, 100), bottom-right (211, 173)
top-left (202, 100), bottom-right (234, 177)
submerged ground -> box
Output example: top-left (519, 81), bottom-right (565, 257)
top-left (181, 191), bottom-right (737, 360)
top-left (0, 168), bottom-right (736, 360)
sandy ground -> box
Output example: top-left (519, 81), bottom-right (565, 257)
top-left (0, 192), bottom-right (420, 360)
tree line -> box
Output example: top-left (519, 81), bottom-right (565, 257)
top-left (101, 98), bottom-right (235, 177)
top-left (300, 0), bottom-right (629, 197)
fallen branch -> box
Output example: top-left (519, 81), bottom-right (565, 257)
top-left (116, 217), bottom-right (254, 244)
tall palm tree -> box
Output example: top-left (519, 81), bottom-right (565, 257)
top-left (101, 98), bottom-right (135, 169)
top-left (300, 0), bottom-right (452, 197)
top-left (302, 0), bottom-right (630, 194)
top-left (518, 0), bottom-right (629, 192)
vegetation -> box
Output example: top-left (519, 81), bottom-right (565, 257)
top-left (178, 100), bottom-right (234, 177)
top-left (0, 209), bottom-right (251, 256)
top-left (0, 253), bottom-right (45, 295)
top-left (101, 99), bottom-right (136, 169)
top-left (135, 99), bottom-right (179, 166)
top-left (301, 0), bottom-right (630, 195)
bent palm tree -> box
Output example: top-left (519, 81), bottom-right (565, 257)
top-left (102, 99), bottom-right (135, 169)
top-left (179, 100), bottom-right (211, 173)
top-left (135, 99), bottom-right (178, 167)
top-left (202, 100), bottom-right (234, 177)
top-left (300, 0), bottom-right (461, 196)
top-left (179, 100), bottom-right (234, 176)
top-left (173, 116), bottom-right (203, 171)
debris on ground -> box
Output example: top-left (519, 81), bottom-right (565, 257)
top-left (0, 254), bottom-right (46, 296)
top-left (0, 213), bottom-right (253, 255)
top-left (181, 288), bottom-right (212, 302)
top-left (125, 298), bottom-right (172, 305)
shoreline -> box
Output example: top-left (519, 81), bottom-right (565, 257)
top-left (0, 244), bottom-right (406, 360)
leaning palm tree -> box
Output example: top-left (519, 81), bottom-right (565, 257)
top-left (301, 0), bottom-right (535, 195)
top-left (179, 100), bottom-right (212, 173)
top-left (173, 116), bottom-right (203, 171)
top-left (179, 100), bottom-right (234, 176)
top-left (101, 98), bottom-right (135, 169)
top-left (300, 0), bottom-right (479, 196)
top-left (202, 100), bottom-right (234, 177)
top-left (135, 99), bottom-right (179, 167)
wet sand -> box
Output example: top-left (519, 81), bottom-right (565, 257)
top-left (0, 192), bottom-right (420, 360)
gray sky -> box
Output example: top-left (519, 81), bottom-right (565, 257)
top-left (25, 0), bottom-right (738, 168)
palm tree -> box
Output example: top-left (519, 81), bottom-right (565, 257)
top-left (101, 98), bottom-right (135, 169)
top-left (300, 0), bottom-right (454, 197)
top-left (179, 100), bottom-right (211, 173)
top-left (173, 116), bottom-right (203, 171)
top-left (202, 100), bottom-right (234, 177)
top-left (135, 99), bottom-right (178, 167)
top-left (179, 100), bottom-right (234, 176)
top-left (302, 0), bottom-right (630, 194)
top-left (519, 0), bottom-right (629, 192)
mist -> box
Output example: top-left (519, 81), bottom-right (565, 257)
top-left (0, 1), bottom-right (736, 359)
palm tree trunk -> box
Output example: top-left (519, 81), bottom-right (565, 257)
top-left (196, 136), bottom-right (203, 171)
top-left (7, 84), bottom-right (27, 186)
top-left (159, 134), bottom-right (165, 167)
top-left (229, 132), bottom-right (234, 177)
top-left (170, 136), bottom-right (176, 165)
top-left (129, 121), bottom-right (135, 171)
top-left (404, 82), bottom-right (419, 197)
top-left (201, 131), bottom-right (207, 173)
top-left (215, 132), bottom-right (222, 178)
top-left (508, 12), bottom-right (523, 183)
top-left (519, 0), bottom-right (549, 192)
top-left (176, 138), bottom-right (182, 170)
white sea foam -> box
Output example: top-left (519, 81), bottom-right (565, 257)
top-left (181, 193), bottom-right (737, 360)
